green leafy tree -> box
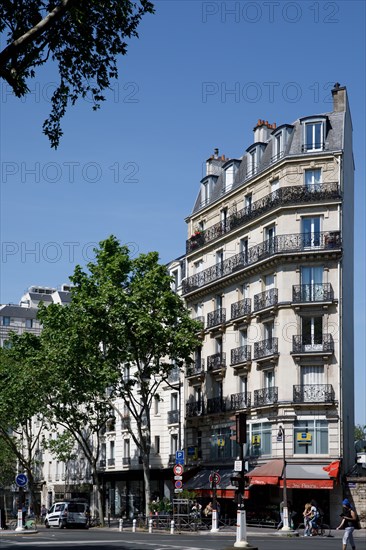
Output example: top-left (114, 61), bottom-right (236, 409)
top-left (0, 0), bottom-right (154, 147)
top-left (0, 333), bottom-right (46, 513)
top-left (0, 437), bottom-right (17, 489)
top-left (355, 424), bottom-right (366, 441)
top-left (46, 235), bottom-right (201, 518)
top-left (38, 300), bottom-right (118, 524)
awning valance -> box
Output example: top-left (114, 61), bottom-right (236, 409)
top-left (245, 459), bottom-right (284, 486)
top-left (245, 460), bottom-right (336, 490)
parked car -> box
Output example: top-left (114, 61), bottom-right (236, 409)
top-left (45, 501), bottom-right (89, 529)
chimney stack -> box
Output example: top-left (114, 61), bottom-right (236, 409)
top-left (253, 119), bottom-right (277, 142)
top-left (332, 83), bottom-right (347, 112)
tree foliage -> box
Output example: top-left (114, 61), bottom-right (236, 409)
top-left (0, 0), bottom-right (154, 147)
top-left (355, 424), bottom-right (366, 441)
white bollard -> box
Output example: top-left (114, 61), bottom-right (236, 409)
top-left (234, 508), bottom-right (251, 548)
top-left (15, 509), bottom-right (25, 532)
top-left (132, 519), bottom-right (136, 532)
top-left (149, 518), bottom-right (153, 533)
top-left (119, 518), bottom-right (123, 532)
top-left (170, 519), bottom-right (175, 535)
top-left (210, 509), bottom-right (219, 533)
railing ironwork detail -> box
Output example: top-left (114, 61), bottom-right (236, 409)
top-left (253, 386), bottom-right (278, 406)
top-left (231, 298), bottom-right (251, 319)
top-left (254, 288), bottom-right (278, 312)
top-left (122, 457), bottom-right (131, 465)
top-left (254, 337), bottom-right (278, 360)
top-left (186, 358), bottom-right (204, 377)
top-left (186, 183), bottom-right (340, 253)
top-left (231, 345), bottom-right (251, 365)
top-left (293, 384), bottom-right (335, 403)
top-left (186, 399), bottom-right (205, 417)
top-left (292, 333), bottom-right (334, 353)
top-left (206, 396), bottom-right (227, 414)
top-left (292, 283), bottom-right (334, 303)
top-left (108, 458), bottom-right (115, 467)
top-left (207, 352), bottom-right (226, 371)
top-left (183, 231), bottom-right (341, 294)
top-left (207, 308), bottom-right (226, 328)
top-left (230, 392), bottom-right (251, 410)
top-left (167, 409), bottom-right (179, 424)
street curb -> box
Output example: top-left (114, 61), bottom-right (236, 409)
top-left (0, 530), bottom-right (39, 536)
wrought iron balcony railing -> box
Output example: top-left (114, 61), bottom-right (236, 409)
top-left (292, 333), bottom-right (334, 354)
top-left (186, 399), bottom-right (204, 417)
top-left (231, 298), bottom-right (251, 320)
top-left (254, 337), bottom-right (278, 360)
top-left (230, 391), bottom-right (251, 411)
top-left (206, 396), bottom-right (227, 414)
top-left (186, 358), bottom-right (204, 377)
top-left (186, 183), bottom-right (340, 253)
top-left (293, 384), bottom-right (335, 403)
top-left (230, 345), bottom-right (251, 365)
top-left (108, 458), bottom-right (115, 467)
top-left (254, 288), bottom-right (278, 312)
top-left (122, 457), bottom-right (131, 466)
top-left (168, 409), bottom-right (179, 424)
top-left (193, 316), bottom-right (205, 329)
top-left (207, 308), bottom-right (226, 328)
top-left (253, 386), bottom-right (278, 407)
top-left (183, 231), bottom-right (341, 295)
top-left (292, 283), bottom-right (334, 303)
top-left (301, 142), bottom-right (325, 152)
top-left (207, 352), bottom-right (226, 371)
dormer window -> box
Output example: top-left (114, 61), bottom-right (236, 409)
top-left (301, 117), bottom-right (326, 152)
top-left (246, 143), bottom-right (266, 178)
top-left (200, 175), bottom-right (218, 207)
top-left (271, 124), bottom-right (293, 162)
top-left (249, 149), bottom-right (257, 176)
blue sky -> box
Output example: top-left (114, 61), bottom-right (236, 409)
top-left (0, 0), bottom-right (365, 424)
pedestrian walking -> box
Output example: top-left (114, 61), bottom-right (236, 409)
top-left (40, 505), bottom-right (47, 524)
top-left (336, 498), bottom-right (358, 550)
top-left (303, 503), bottom-right (312, 536)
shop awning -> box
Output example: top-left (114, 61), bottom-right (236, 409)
top-left (245, 460), bottom-right (336, 490)
top-left (184, 468), bottom-right (236, 499)
top-left (245, 459), bottom-right (284, 486)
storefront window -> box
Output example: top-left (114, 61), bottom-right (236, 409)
top-left (294, 419), bottom-right (328, 454)
top-left (210, 427), bottom-right (238, 460)
top-left (246, 422), bottom-right (272, 457)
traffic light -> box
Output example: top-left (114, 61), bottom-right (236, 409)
top-left (236, 412), bottom-right (247, 444)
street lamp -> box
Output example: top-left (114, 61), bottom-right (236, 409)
top-left (278, 425), bottom-right (291, 531)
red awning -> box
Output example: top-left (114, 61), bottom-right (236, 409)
top-left (322, 460), bottom-right (341, 479)
top-left (245, 459), bottom-right (284, 486)
top-left (279, 478), bottom-right (334, 489)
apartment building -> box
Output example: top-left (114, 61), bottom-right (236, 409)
top-left (182, 84), bottom-right (353, 525)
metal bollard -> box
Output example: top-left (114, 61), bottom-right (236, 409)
top-left (132, 519), bottom-right (136, 533)
top-left (119, 518), bottom-right (123, 532)
top-left (170, 519), bottom-right (175, 535)
top-left (149, 518), bottom-right (153, 533)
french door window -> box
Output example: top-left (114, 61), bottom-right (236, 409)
top-left (302, 217), bottom-right (321, 248)
top-left (305, 169), bottom-right (322, 190)
top-left (301, 266), bottom-right (323, 301)
top-left (302, 316), bottom-right (323, 351)
top-left (305, 121), bottom-right (324, 151)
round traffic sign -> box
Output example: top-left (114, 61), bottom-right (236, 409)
top-left (173, 464), bottom-right (183, 476)
top-left (15, 473), bottom-right (28, 487)
top-left (209, 472), bottom-right (221, 485)
top-left (175, 480), bottom-right (183, 489)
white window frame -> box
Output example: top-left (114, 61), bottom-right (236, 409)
top-left (303, 119), bottom-right (325, 152)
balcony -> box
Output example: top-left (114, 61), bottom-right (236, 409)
top-left (230, 345), bottom-right (251, 367)
top-left (186, 358), bottom-right (205, 380)
top-left (230, 391), bottom-right (251, 411)
top-left (254, 288), bottom-right (278, 313)
top-left (231, 298), bottom-right (251, 322)
top-left (168, 409), bottom-right (179, 424)
top-left (292, 283), bottom-right (334, 304)
top-left (254, 337), bottom-right (278, 361)
top-left (186, 183), bottom-right (340, 254)
top-left (183, 231), bottom-right (341, 295)
top-left (108, 458), bottom-right (115, 467)
top-left (122, 457), bottom-right (131, 466)
top-left (207, 308), bottom-right (226, 329)
top-left (293, 384), bottom-right (335, 403)
top-left (253, 386), bottom-right (278, 407)
top-left (207, 352), bottom-right (226, 372)
top-left (292, 334), bottom-right (334, 355)
top-left (186, 399), bottom-right (204, 417)
top-left (206, 397), bottom-right (227, 414)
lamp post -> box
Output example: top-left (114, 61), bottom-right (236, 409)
top-left (278, 425), bottom-right (290, 531)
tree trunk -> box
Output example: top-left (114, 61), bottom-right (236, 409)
top-left (142, 452), bottom-right (151, 520)
top-left (92, 466), bottom-right (105, 526)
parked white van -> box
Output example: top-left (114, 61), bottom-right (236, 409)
top-left (45, 501), bottom-right (89, 529)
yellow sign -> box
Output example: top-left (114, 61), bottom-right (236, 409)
top-left (252, 435), bottom-right (261, 446)
top-left (217, 437), bottom-right (225, 447)
top-left (297, 432), bottom-right (312, 443)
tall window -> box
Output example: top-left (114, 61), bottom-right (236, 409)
top-left (221, 208), bottom-right (227, 230)
top-left (171, 434), bottom-right (178, 454)
top-left (294, 419), bottom-right (328, 454)
top-left (301, 266), bottom-right (324, 301)
top-left (194, 259), bottom-right (203, 273)
top-left (245, 194), bottom-right (252, 210)
top-left (109, 441), bottom-right (115, 460)
top-left (202, 180), bottom-right (211, 205)
top-left (249, 149), bottom-right (257, 176)
top-left (274, 132), bottom-right (282, 160)
top-left (264, 321), bottom-right (274, 341)
top-left (225, 165), bottom-right (235, 191)
top-left (302, 316), bottom-right (323, 351)
top-left (171, 392), bottom-right (178, 411)
top-left (301, 365), bottom-right (324, 386)
top-left (304, 121), bottom-right (324, 151)
top-left (239, 329), bottom-right (247, 347)
top-left (265, 225), bottom-right (276, 254)
top-left (2, 317), bottom-right (10, 326)
top-left (305, 169), bottom-right (322, 190)
top-left (215, 336), bottom-right (222, 355)
top-left (271, 178), bottom-right (279, 193)
top-left (240, 238), bottom-right (249, 263)
top-left (154, 436), bottom-right (160, 454)
top-left (264, 369), bottom-right (275, 388)
top-left (247, 422), bottom-right (272, 457)
top-left (239, 375), bottom-right (247, 395)
top-left (171, 269), bottom-right (179, 292)
top-left (302, 217), bottom-right (321, 247)
top-left (25, 318), bottom-right (33, 328)
top-left (154, 395), bottom-right (160, 415)
top-left (215, 294), bottom-right (222, 310)
top-left (123, 439), bottom-right (130, 459)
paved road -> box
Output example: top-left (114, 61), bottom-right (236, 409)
top-left (1, 526), bottom-right (364, 550)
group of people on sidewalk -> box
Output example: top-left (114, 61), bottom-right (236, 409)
top-left (302, 499), bottom-right (322, 536)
